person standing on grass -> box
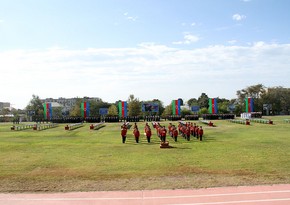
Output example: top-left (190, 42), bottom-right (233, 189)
top-left (145, 126), bottom-right (152, 143)
top-left (195, 126), bottom-right (200, 140)
top-left (193, 123), bottom-right (197, 138)
top-left (133, 127), bottom-right (140, 143)
top-left (121, 123), bottom-right (127, 143)
top-left (160, 126), bottom-right (167, 142)
top-left (199, 126), bottom-right (204, 141)
top-left (172, 125), bottom-right (178, 142)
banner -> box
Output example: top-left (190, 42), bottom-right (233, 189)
top-left (81, 102), bottom-right (90, 118)
top-left (209, 98), bottom-right (218, 114)
top-left (118, 101), bottom-right (127, 118)
top-left (191, 106), bottom-right (200, 112)
top-left (245, 98), bottom-right (254, 113)
top-left (142, 103), bottom-right (159, 112)
top-left (43, 103), bottom-right (52, 120)
top-left (99, 108), bottom-right (109, 115)
top-left (172, 100), bottom-right (181, 115)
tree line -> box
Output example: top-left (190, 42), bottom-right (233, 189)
top-left (20, 84), bottom-right (290, 120)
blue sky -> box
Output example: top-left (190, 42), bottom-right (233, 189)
top-left (1, 0), bottom-right (290, 109)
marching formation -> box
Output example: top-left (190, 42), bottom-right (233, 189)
top-left (120, 121), bottom-right (205, 144)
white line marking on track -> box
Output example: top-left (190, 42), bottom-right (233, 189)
top-left (168, 198), bottom-right (290, 205)
top-left (1, 190), bottom-right (290, 201)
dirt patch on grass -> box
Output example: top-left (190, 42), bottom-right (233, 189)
top-left (1, 173), bottom-right (289, 193)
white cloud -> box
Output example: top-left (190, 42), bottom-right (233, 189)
top-left (123, 12), bottom-right (138, 21)
top-left (191, 22), bottom-right (196, 26)
top-left (173, 33), bottom-right (200, 45)
top-left (1, 42), bottom-right (290, 109)
top-left (232, 14), bottom-right (246, 21)
top-left (228, 40), bottom-right (237, 45)
top-left (0, 19), bottom-right (4, 23)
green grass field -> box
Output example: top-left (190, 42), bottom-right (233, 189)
top-left (0, 116), bottom-right (290, 192)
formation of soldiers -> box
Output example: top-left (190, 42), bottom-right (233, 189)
top-left (123, 116), bottom-right (140, 122)
top-left (49, 117), bottom-right (83, 124)
top-left (151, 121), bottom-right (204, 142)
top-left (184, 115), bottom-right (199, 120)
top-left (177, 121), bottom-right (204, 141)
top-left (144, 115), bottom-right (160, 122)
top-left (167, 115), bottom-right (182, 121)
top-left (202, 114), bottom-right (235, 120)
top-left (102, 116), bottom-right (120, 122)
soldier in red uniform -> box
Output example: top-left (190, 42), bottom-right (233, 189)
top-left (198, 126), bottom-right (204, 141)
top-left (133, 127), bottom-right (140, 143)
top-left (160, 126), bottom-right (167, 142)
top-left (172, 125), bottom-right (178, 142)
top-left (195, 126), bottom-right (200, 140)
top-left (145, 126), bottom-right (152, 143)
top-left (186, 125), bottom-right (191, 141)
top-left (121, 123), bottom-right (127, 143)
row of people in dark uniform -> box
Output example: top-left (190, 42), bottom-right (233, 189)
top-left (202, 114), bottom-right (235, 120)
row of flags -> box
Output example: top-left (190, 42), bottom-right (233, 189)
top-left (43, 98), bottom-right (254, 119)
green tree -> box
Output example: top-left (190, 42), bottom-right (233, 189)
top-left (199, 107), bottom-right (209, 115)
top-left (52, 107), bottom-right (63, 117)
top-left (261, 86), bottom-right (290, 115)
top-left (108, 104), bottom-right (118, 116)
top-left (236, 84), bottom-right (266, 112)
top-left (197, 93), bottom-right (209, 109)
top-left (26, 94), bottom-right (44, 119)
top-left (152, 99), bottom-right (165, 116)
top-left (69, 98), bottom-right (82, 117)
top-left (127, 94), bottom-right (141, 116)
top-left (89, 100), bottom-right (110, 116)
top-left (217, 98), bottom-right (230, 114)
top-left (187, 98), bottom-right (198, 106)
top-left (162, 104), bottom-right (172, 118)
top-left (181, 108), bottom-right (192, 117)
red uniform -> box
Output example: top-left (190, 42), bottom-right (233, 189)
top-left (198, 127), bottom-right (204, 141)
top-left (133, 129), bottom-right (140, 143)
top-left (121, 127), bottom-right (127, 143)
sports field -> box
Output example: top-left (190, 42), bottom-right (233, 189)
top-left (0, 116), bottom-right (289, 192)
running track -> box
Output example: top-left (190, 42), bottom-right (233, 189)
top-left (0, 184), bottom-right (289, 205)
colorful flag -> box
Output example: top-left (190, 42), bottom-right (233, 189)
top-left (118, 101), bottom-right (127, 117)
top-left (172, 100), bottom-right (181, 115)
top-left (209, 98), bottom-right (218, 114)
top-left (81, 102), bottom-right (90, 118)
top-left (43, 103), bottom-right (52, 120)
top-left (245, 98), bottom-right (254, 113)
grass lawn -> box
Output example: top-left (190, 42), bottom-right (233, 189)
top-left (0, 116), bottom-right (289, 192)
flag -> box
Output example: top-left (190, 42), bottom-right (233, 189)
top-left (172, 100), bottom-right (181, 115)
top-left (245, 98), bottom-right (254, 113)
top-left (209, 98), bottom-right (218, 114)
top-left (43, 103), bottom-right (52, 120)
top-left (81, 102), bottom-right (90, 118)
top-left (118, 101), bottom-right (127, 117)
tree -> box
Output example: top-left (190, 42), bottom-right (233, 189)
top-left (69, 98), bottom-right (82, 117)
top-left (217, 98), bottom-right (230, 114)
top-left (108, 104), bottom-right (118, 116)
top-left (26, 94), bottom-right (44, 119)
top-left (89, 100), bottom-right (110, 116)
top-left (187, 98), bottom-right (198, 106)
top-left (181, 108), bottom-right (192, 117)
top-left (162, 104), bottom-right (172, 118)
top-left (51, 107), bottom-right (62, 117)
top-left (152, 99), bottom-right (165, 116)
top-left (127, 94), bottom-right (141, 116)
top-left (261, 86), bottom-right (290, 115)
top-left (236, 84), bottom-right (266, 112)
top-left (197, 93), bottom-right (209, 109)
